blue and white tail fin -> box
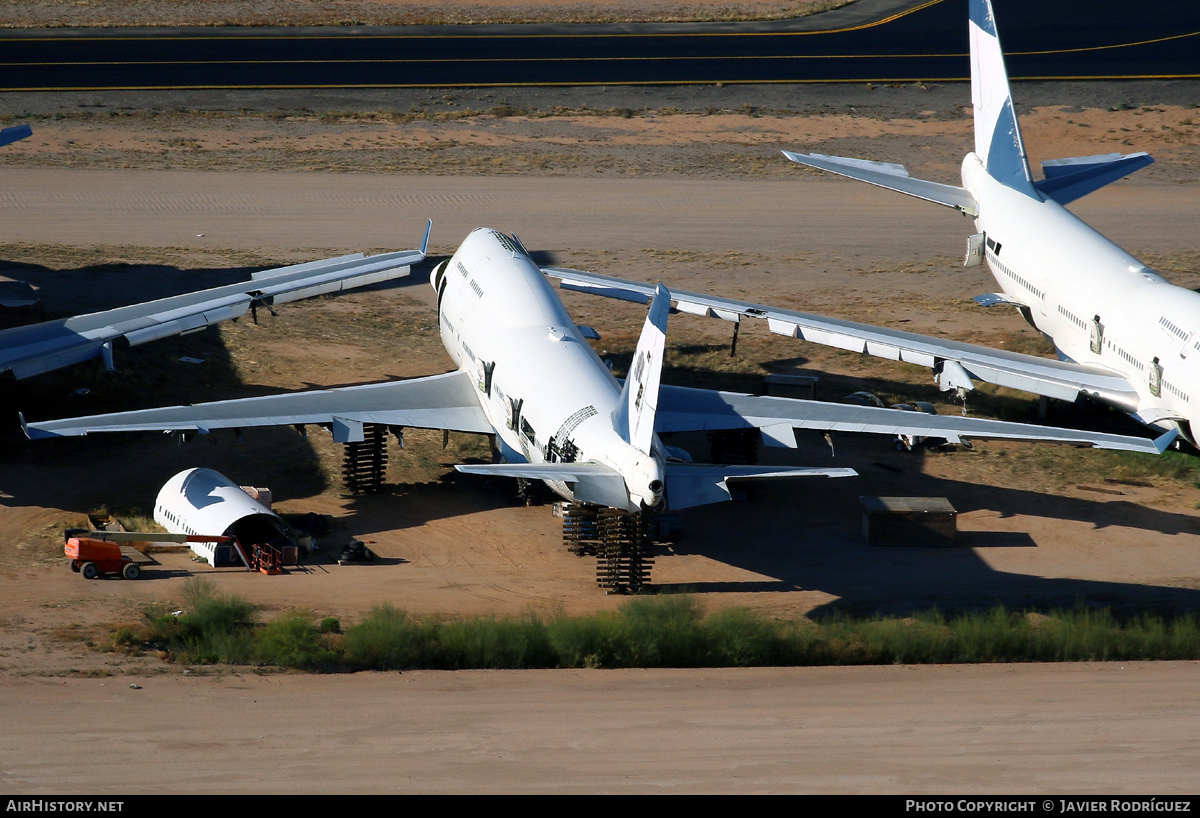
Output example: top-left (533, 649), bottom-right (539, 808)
top-left (612, 283), bottom-right (669, 455)
top-left (785, 0), bottom-right (1150, 207)
top-left (969, 0), bottom-right (1038, 198)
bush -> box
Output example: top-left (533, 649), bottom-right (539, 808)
top-left (257, 611), bottom-right (334, 668)
top-left (343, 604), bottom-right (435, 670)
top-left (108, 591), bottom-right (1200, 671)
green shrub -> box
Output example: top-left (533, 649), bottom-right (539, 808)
top-left (108, 591), bottom-right (1200, 671)
top-left (343, 604), bottom-right (436, 670)
top-left (257, 611), bottom-right (334, 668)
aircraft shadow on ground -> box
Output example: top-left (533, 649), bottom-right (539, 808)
top-left (0, 258), bottom-right (439, 518)
top-left (658, 435), bottom-right (1200, 617)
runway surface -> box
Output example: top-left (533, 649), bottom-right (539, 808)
top-left (3, 0), bottom-right (1198, 90)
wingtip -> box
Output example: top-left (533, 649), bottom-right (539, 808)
top-left (420, 218), bottom-right (433, 257)
top-left (17, 411), bottom-right (49, 441)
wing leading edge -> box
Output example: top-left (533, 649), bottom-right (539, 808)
top-left (22, 369), bottom-right (492, 441)
top-left (657, 385), bottom-right (1175, 455)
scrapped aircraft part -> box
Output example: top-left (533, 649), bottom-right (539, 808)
top-left (154, 468), bottom-right (300, 567)
top-left (596, 507), bottom-right (655, 594)
top-left (562, 501), bottom-right (601, 556)
top-left (338, 541), bottom-right (377, 565)
top-left (342, 423), bottom-right (388, 493)
top-left (708, 428), bottom-right (760, 465)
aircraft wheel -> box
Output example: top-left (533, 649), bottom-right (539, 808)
top-left (122, 563), bottom-right (141, 580)
top-left (81, 562), bottom-right (98, 580)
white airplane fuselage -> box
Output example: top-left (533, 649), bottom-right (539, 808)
top-left (962, 154), bottom-right (1200, 434)
top-left (432, 227), bottom-right (664, 510)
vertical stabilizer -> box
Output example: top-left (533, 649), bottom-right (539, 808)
top-left (612, 283), bottom-right (669, 455)
top-left (969, 0), bottom-right (1038, 198)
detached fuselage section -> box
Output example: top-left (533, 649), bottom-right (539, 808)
top-left (155, 467), bottom-right (301, 566)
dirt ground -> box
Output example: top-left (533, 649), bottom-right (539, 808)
top-left (2, 74), bottom-right (1200, 792)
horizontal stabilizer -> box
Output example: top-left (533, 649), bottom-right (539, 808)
top-left (665, 463), bottom-right (856, 511)
top-left (0, 124), bottom-right (32, 148)
top-left (456, 462), bottom-right (632, 509)
top-left (973, 292), bottom-right (1026, 308)
top-left (1035, 153), bottom-right (1154, 205)
top-left (782, 151), bottom-right (978, 215)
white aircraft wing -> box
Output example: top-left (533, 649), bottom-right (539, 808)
top-left (1, 220), bottom-right (431, 380)
top-left (21, 369), bottom-right (492, 441)
top-left (656, 385), bottom-right (1174, 455)
top-left (543, 266), bottom-right (1142, 414)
